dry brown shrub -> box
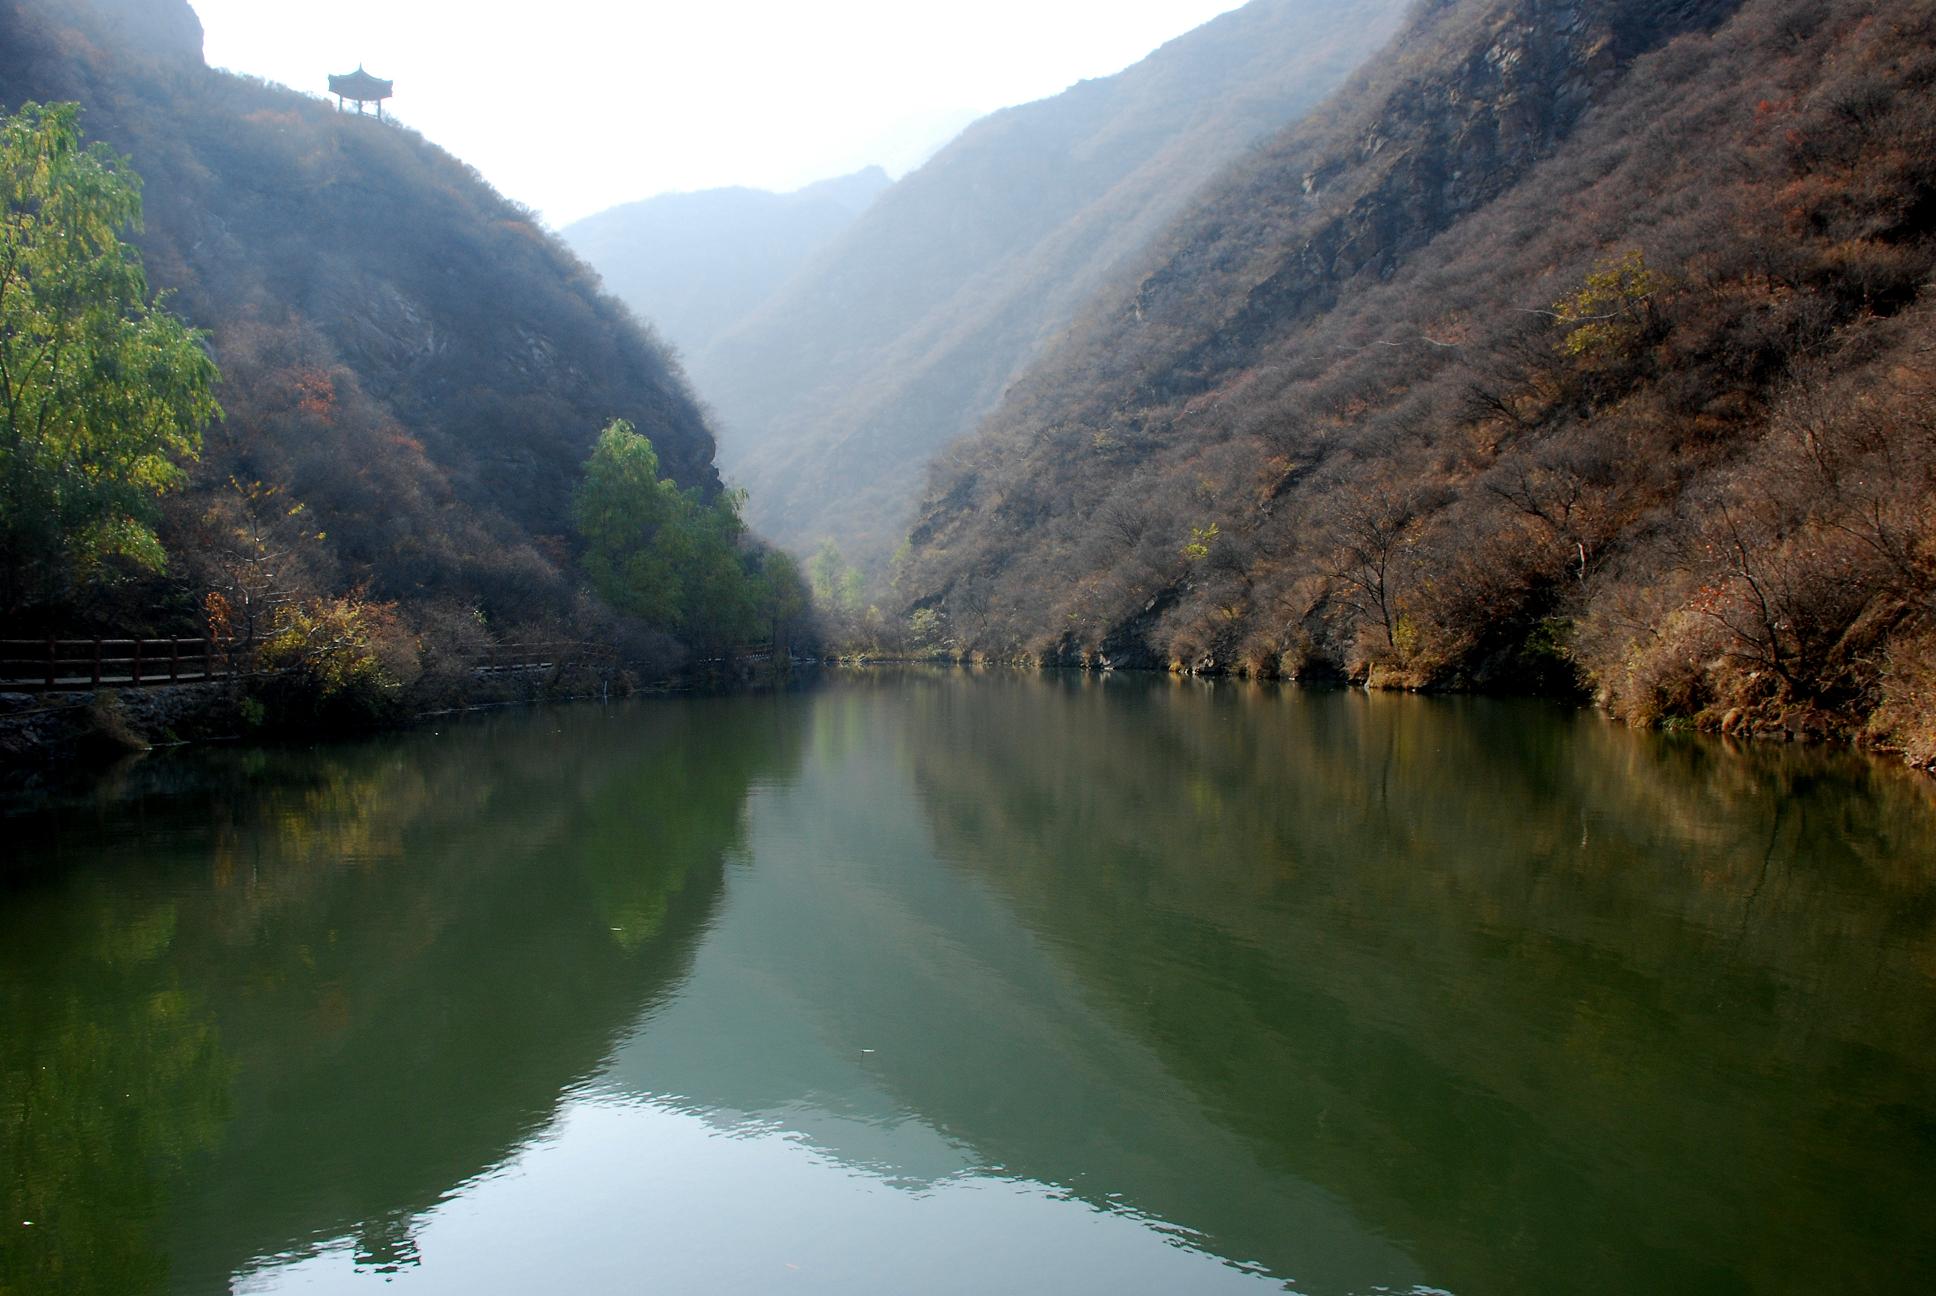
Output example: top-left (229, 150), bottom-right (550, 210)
top-left (1868, 627), bottom-right (1936, 767)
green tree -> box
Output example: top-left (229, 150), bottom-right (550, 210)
top-left (575, 419), bottom-right (686, 625)
top-left (677, 488), bottom-right (762, 648)
top-left (0, 102), bottom-right (220, 616)
top-left (808, 538), bottom-right (863, 612)
top-left (752, 549), bottom-right (810, 649)
top-left (575, 420), bottom-right (808, 653)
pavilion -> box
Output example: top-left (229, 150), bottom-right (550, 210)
top-left (328, 66), bottom-right (393, 119)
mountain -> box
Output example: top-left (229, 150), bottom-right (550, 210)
top-left (0, 0), bottom-right (725, 648)
top-left (899, 0), bottom-right (1936, 760)
top-left (561, 167), bottom-right (890, 360)
top-left (686, 0), bottom-right (1412, 569)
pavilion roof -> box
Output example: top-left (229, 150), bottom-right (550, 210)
top-left (328, 67), bottom-right (393, 101)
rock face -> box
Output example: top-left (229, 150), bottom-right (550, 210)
top-left (688, 0), bottom-right (1412, 569)
top-left (1122, 0), bottom-right (1730, 398)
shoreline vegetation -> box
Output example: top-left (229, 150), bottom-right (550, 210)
top-left (7, 656), bottom-right (1930, 797)
top-left (828, 608), bottom-right (1936, 767)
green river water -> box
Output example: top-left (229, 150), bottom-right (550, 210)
top-left (2, 669), bottom-right (1934, 1294)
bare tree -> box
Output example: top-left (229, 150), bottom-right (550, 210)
top-left (1318, 480), bottom-right (1422, 650)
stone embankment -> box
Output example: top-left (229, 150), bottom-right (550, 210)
top-left (0, 683), bottom-right (246, 772)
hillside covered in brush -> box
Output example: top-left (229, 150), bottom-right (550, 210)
top-left (900, 0), bottom-right (1936, 761)
top-left (687, 0), bottom-right (1410, 570)
top-left (0, 0), bottom-right (771, 673)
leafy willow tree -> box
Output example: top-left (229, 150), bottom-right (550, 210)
top-left (575, 419), bottom-right (808, 652)
top-left (0, 102), bottom-right (220, 617)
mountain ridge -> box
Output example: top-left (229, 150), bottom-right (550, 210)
top-left (562, 167), bottom-right (891, 359)
top-left (899, 0), bottom-right (1936, 761)
top-left (681, 0), bottom-right (1412, 569)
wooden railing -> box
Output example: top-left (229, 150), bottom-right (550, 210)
top-left (469, 641), bottom-right (618, 674)
top-left (695, 644), bottom-right (778, 665)
top-left (0, 637), bottom-right (628, 692)
top-left (0, 638), bottom-right (239, 691)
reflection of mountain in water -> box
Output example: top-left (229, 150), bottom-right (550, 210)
top-left (900, 672), bottom-right (1936, 1296)
top-left (602, 670), bottom-right (1936, 1294)
top-left (604, 676), bottom-right (1425, 1293)
top-left (0, 696), bottom-right (805, 1294)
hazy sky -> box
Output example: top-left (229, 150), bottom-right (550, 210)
top-left (186, 0), bottom-right (1248, 227)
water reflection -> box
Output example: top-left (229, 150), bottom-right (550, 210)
top-left (3, 673), bottom-right (1934, 1294)
top-left (895, 672), bottom-right (1936, 1295)
top-left (1, 696), bottom-right (804, 1293)
top-left (596, 678), bottom-right (1423, 1292)
top-left (0, 890), bottom-right (228, 1295)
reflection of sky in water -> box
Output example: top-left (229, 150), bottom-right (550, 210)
top-left (239, 1098), bottom-right (1292, 1295)
top-left (230, 706), bottom-right (1419, 1294)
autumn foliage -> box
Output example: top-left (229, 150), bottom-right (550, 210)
top-left (899, 0), bottom-right (1936, 763)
